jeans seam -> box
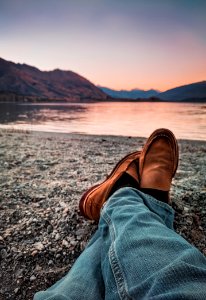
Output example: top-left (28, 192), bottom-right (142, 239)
top-left (102, 211), bottom-right (131, 300)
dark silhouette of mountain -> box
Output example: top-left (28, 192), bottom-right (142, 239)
top-left (100, 82), bottom-right (206, 102)
top-left (0, 58), bottom-right (108, 101)
top-left (99, 86), bottom-right (159, 99)
top-left (158, 81), bottom-right (206, 101)
top-left (1, 57), bottom-right (205, 103)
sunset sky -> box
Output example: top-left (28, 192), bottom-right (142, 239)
top-left (0, 0), bottom-right (206, 91)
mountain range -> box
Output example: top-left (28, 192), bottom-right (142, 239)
top-left (99, 82), bottom-right (206, 101)
top-left (0, 57), bottom-right (205, 102)
top-left (158, 81), bottom-right (206, 101)
top-left (99, 87), bottom-right (159, 99)
top-left (0, 57), bottom-right (108, 101)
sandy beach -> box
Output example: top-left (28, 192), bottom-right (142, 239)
top-left (0, 129), bottom-right (205, 300)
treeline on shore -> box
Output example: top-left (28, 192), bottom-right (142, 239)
top-left (0, 91), bottom-right (206, 103)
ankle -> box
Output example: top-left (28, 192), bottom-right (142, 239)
top-left (109, 173), bottom-right (138, 196)
top-left (140, 188), bottom-right (170, 204)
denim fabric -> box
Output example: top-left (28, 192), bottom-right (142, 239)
top-left (34, 188), bottom-right (206, 300)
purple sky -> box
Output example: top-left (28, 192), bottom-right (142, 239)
top-left (0, 0), bottom-right (206, 91)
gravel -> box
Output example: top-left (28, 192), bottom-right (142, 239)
top-left (0, 129), bottom-right (205, 300)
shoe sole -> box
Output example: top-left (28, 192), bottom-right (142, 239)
top-left (79, 150), bottom-right (141, 219)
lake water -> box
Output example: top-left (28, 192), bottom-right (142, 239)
top-left (0, 102), bottom-right (205, 140)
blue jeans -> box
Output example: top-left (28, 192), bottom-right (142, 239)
top-left (34, 188), bottom-right (206, 299)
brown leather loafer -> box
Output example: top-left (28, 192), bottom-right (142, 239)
top-left (139, 128), bottom-right (179, 196)
top-left (79, 150), bottom-right (141, 221)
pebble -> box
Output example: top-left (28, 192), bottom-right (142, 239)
top-left (59, 201), bottom-right (67, 208)
top-left (33, 242), bottom-right (44, 251)
top-left (30, 275), bottom-right (36, 281)
top-left (55, 233), bottom-right (60, 240)
top-left (47, 225), bottom-right (53, 234)
top-left (187, 220), bottom-right (193, 225)
top-left (62, 239), bottom-right (69, 248)
top-left (63, 207), bottom-right (69, 214)
top-left (0, 248), bottom-right (7, 259)
top-left (70, 240), bottom-right (77, 246)
top-left (76, 229), bottom-right (85, 236)
top-left (35, 264), bottom-right (42, 271)
top-left (31, 250), bottom-right (38, 256)
top-left (48, 260), bottom-right (53, 266)
top-left (16, 268), bottom-right (24, 278)
top-left (184, 207), bottom-right (190, 212)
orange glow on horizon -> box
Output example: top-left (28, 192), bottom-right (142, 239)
top-left (95, 75), bottom-right (206, 92)
top-left (93, 71), bottom-right (206, 92)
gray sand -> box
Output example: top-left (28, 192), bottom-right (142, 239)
top-left (0, 129), bottom-right (205, 300)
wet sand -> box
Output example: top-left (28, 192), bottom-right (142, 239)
top-left (0, 129), bottom-right (205, 300)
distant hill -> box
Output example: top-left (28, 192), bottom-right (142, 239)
top-left (158, 81), bottom-right (206, 101)
top-left (1, 57), bottom-right (205, 103)
top-left (0, 58), bottom-right (108, 101)
top-left (99, 86), bottom-right (159, 99)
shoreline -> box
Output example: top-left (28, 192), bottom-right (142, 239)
top-left (0, 98), bottom-right (206, 103)
top-left (1, 126), bottom-right (206, 143)
top-left (0, 129), bottom-right (205, 299)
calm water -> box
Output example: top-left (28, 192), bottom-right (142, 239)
top-left (0, 102), bottom-right (205, 140)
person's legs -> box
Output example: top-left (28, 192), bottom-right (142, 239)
top-left (34, 128), bottom-right (206, 299)
top-left (100, 187), bottom-right (206, 300)
top-left (35, 187), bottom-right (206, 300)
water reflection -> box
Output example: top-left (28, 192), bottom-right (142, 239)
top-left (0, 102), bottom-right (205, 140)
top-left (0, 103), bottom-right (87, 124)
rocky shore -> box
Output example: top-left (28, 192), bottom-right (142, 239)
top-left (0, 129), bottom-right (205, 300)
